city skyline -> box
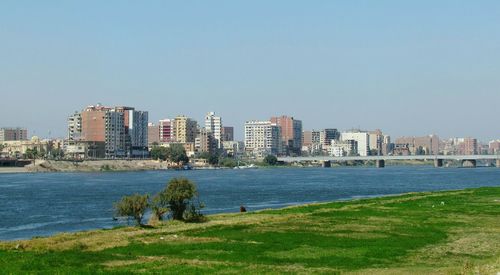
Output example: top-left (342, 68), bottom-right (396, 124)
top-left (0, 104), bottom-right (498, 143)
top-left (1, 1), bottom-right (500, 141)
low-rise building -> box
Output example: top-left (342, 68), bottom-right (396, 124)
top-left (330, 140), bottom-right (357, 157)
top-left (489, 140), bottom-right (500, 155)
top-left (222, 141), bottom-right (245, 157)
top-left (394, 135), bottom-right (439, 155)
top-left (1, 137), bottom-right (52, 158)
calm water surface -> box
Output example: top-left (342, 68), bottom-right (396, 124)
top-left (1, 167), bottom-right (499, 240)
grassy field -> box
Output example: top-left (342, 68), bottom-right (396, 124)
top-left (1, 187), bottom-right (499, 274)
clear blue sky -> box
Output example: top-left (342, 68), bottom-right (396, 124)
top-left (1, 1), bottom-right (499, 141)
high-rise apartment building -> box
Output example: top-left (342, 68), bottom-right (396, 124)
top-left (195, 128), bottom-right (217, 154)
top-left (205, 112), bottom-right (222, 148)
top-left (128, 110), bottom-right (148, 157)
top-left (67, 112), bottom-right (82, 141)
top-left (0, 127), bottom-right (28, 142)
top-left (173, 116), bottom-right (197, 143)
top-left (104, 110), bottom-right (126, 158)
top-left (341, 131), bottom-right (369, 156)
top-left (81, 104), bottom-right (110, 142)
top-left (270, 115), bottom-right (302, 155)
top-left (244, 120), bottom-right (282, 156)
top-left (159, 119), bottom-right (173, 143)
top-left (74, 104), bottom-right (148, 158)
top-left (114, 107), bottom-right (148, 157)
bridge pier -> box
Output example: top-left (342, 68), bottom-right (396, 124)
top-left (461, 159), bottom-right (476, 168)
top-left (434, 159), bottom-right (443, 168)
top-left (376, 160), bottom-right (385, 168)
top-left (322, 161), bottom-right (331, 168)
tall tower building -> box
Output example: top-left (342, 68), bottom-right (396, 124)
top-left (81, 104), bottom-right (110, 142)
top-left (270, 115), bottom-right (302, 155)
top-left (159, 119), bottom-right (173, 143)
top-left (67, 112), bottom-right (82, 141)
top-left (173, 116), bottom-right (197, 143)
top-left (78, 104), bottom-right (148, 158)
top-left (104, 109), bottom-right (126, 158)
top-left (204, 112), bottom-right (222, 148)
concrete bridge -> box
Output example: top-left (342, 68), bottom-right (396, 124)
top-left (278, 155), bottom-right (500, 168)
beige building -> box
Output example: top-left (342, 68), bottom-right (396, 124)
top-left (1, 137), bottom-right (52, 158)
top-left (195, 128), bottom-right (217, 154)
top-left (173, 116), bottom-right (197, 143)
top-left (395, 135), bottom-right (439, 155)
top-left (244, 120), bottom-right (282, 156)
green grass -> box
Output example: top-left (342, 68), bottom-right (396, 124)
top-left (1, 187), bottom-right (499, 274)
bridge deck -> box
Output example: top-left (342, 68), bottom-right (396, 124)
top-left (278, 155), bottom-right (500, 162)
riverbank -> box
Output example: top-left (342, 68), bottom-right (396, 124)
top-left (1, 187), bottom-right (498, 273)
top-left (22, 159), bottom-right (169, 173)
top-left (0, 167), bottom-right (27, 173)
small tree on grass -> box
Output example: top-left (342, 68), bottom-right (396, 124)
top-left (114, 193), bottom-right (149, 226)
top-left (161, 177), bottom-right (204, 221)
top-left (150, 193), bottom-right (169, 221)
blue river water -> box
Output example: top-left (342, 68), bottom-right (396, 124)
top-left (0, 166), bottom-right (499, 240)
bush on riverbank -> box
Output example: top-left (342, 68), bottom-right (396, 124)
top-left (114, 194), bottom-right (149, 226)
top-left (115, 177), bottom-right (205, 226)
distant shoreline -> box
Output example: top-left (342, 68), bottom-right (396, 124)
top-left (0, 167), bottom-right (28, 174)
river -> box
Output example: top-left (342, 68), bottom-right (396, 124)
top-left (1, 166), bottom-right (499, 240)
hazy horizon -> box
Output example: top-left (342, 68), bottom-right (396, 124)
top-left (1, 1), bottom-right (499, 142)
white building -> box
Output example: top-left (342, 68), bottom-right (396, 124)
top-left (205, 112), bottom-right (222, 149)
top-left (341, 131), bottom-right (369, 156)
top-left (244, 120), bottom-right (282, 156)
top-left (330, 140), bottom-right (357, 157)
top-left (67, 112), bottom-right (82, 141)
